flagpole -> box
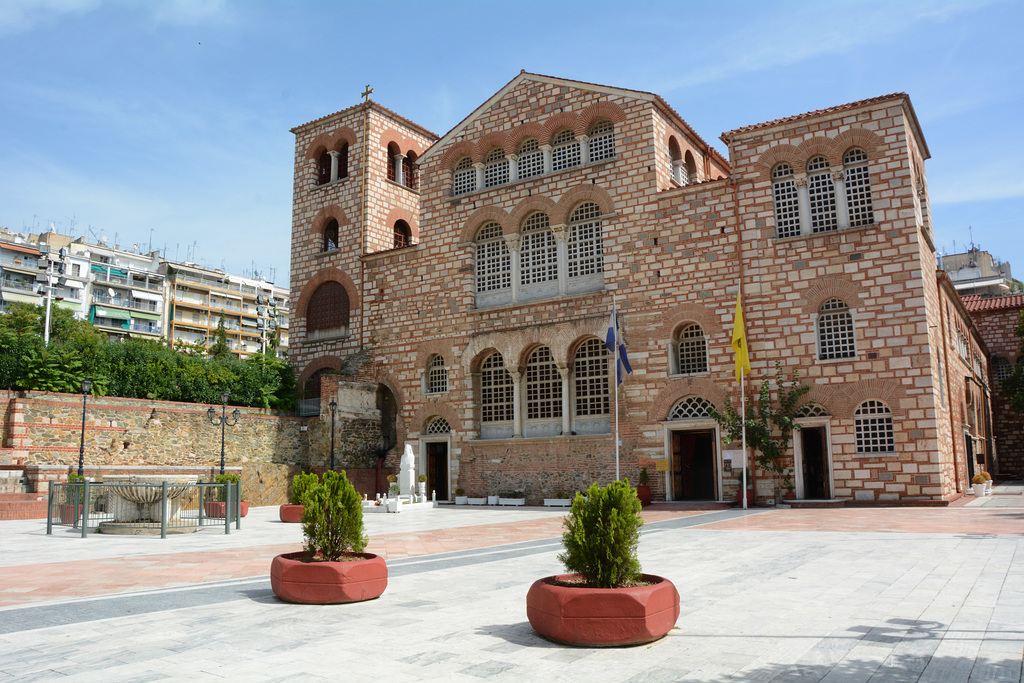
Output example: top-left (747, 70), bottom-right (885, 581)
top-left (741, 369), bottom-right (747, 510)
top-left (613, 295), bottom-right (620, 482)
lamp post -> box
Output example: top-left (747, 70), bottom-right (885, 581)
top-left (329, 399), bottom-right (337, 470)
top-left (77, 379), bottom-right (92, 477)
top-left (207, 391), bottom-right (240, 475)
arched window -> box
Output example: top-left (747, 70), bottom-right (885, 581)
top-left (336, 143), bottom-right (349, 180)
top-left (403, 152), bottom-right (417, 190)
top-left (676, 323), bottom-right (708, 374)
top-left (843, 148), bottom-right (873, 227)
top-left (386, 143), bottom-right (400, 183)
top-left (567, 202), bottom-right (603, 279)
top-left (519, 212), bottom-right (557, 286)
top-left (317, 145), bottom-right (349, 185)
top-left (475, 222), bottom-right (510, 293)
top-left (668, 138), bottom-right (684, 185)
top-left (525, 346), bottom-right (562, 420)
top-left (588, 120), bottom-right (615, 162)
top-left (393, 221), bottom-right (412, 249)
top-left (992, 357), bottom-right (1012, 385)
top-left (772, 163), bottom-right (801, 238)
top-left (483, 147), bottom-right (509, 188)
top-left (452, 157), bottom-right (476, 196)
top-left (551, 129), bottom-right (580, 172)
top-left (306, 281), bottom-right (349, 335)
top-left (807, 156), bottom-right (837, 233)
top-left (795, 403), bottom-right (830, 418)
top-left (855, 400), bottom-right (894, 453)
top-left (317, 150), bottom-right (332, 186)
top-left (323, 219), bottom-right (339, 252)
top-left (424, 416), bottom-right (450, 434)
top-left (574, 338), bottom-right (609, 417)
top-left (668, 396), bottom-right (713, 420)
top-left (817, 298), bottom-right (855, 360)
top-left (426, 355), bottom-right (448, 394)
top-left (517, 139), bottom-right (544, 180)
top-left (480, 351), bottom-right (514, 425)
top-left (683, 151), bottom-right (697, 183)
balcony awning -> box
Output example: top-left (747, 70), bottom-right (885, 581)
top-left (241, 317), bottom-right (259, 327)
top-left (1, 243), bottom-right (40, 256)
top-left (1, 291), bottom-right (40, 305)
top-left (56, 300), bottom-right (82, 312)
top-left (63, 279), bottom-right (85, 289)
top-left (131, 289), bottom-right (163, 302)
top-left (130, 311), bottom-right (161, 321)
top-left (91, 264), bottom-right (128, 277)
top-left (93, 307), bottom-right (130, 320)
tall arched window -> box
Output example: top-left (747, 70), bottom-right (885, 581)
top-left (336, 143), bottom-right (349, 180)
top-left (669, 138), bottom-right (685, 185)
top-left (393, 221), bottom-right (412, 249)
top-left (817, 298), bottom-right (855, 360)
top-left (475, 222), bottom-right (511, 293)
top-left (307, 281), bottom-right (349, 336)
top-left (323, 219), bottom-right (339, 252)
top-left (567, 202), bottom-right (603, 279)
top-left (807, 156), bottom-right (837, 233)
top-left (386, 143), bottom-right (400, 183)
top-left (317, 150), bottom-right (332, 186)
top-left (483, 147), bottom-right (509, 188)
top-left (403, 152), bottom-right (417, 190)
top-left (772, 163), bottom-right (801, 238)
top-left (525, 346), bottom-right (562, 420)
top-left (574, 338), bottom-right (609, 417)
top-left (676, 323), bottom-right (708, 374)
top-left (519, 212), bottom-right (557, 286)
top-left (683, 151), bottom-right (697, 183)
top-left (426, 354), bottom-right (448, 394)
top-left (452, 157), bottom-right (476, 196)
top-left (588, 120), bottom-right (615, 162)
top-left (517, 139), bottom-right (544, 180)
top-left (843, 148), bottom-right (873, 227)
top-left (855, 400), bottom-right (894, 453)
top-left (551, 129), bottom-right (580, 172)
top-left (317, 144), bottom-right (349, 185)
top-left (480, 352), bottom-right (514, 436)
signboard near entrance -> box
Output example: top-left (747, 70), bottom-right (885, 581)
top-left (654, 459), bottom-right (669, 472)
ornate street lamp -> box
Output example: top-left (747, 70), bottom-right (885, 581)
top-left (77, 378), bottom-right (92, 477)
top-left (207, 391), bottom-right (240, 475)
top-left (329, 399), bottom-right (337, 470)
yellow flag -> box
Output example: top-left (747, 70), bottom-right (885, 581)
top-left (732, 291), bottom-right (751, 383)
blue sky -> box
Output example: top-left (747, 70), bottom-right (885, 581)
top-left (1, 0), bottom-right (1021, 288)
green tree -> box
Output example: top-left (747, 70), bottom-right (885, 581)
top-left (558, 480), bottom-right (644, 588)
top-left (208, 314), bottom-right (231, 360)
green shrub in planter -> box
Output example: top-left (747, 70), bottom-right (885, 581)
top-left (558, 479), bottom-right (644, 589)
top-left (290, 471), bottom-right (319, 505)
top-left (214, 473), bottom-right (241, 502)
top-left (301, 470), bottom-right (367, 562)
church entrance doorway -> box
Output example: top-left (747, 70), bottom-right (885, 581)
top-left (670, 429), bottom-right (716, 501)
top-left (799, 426), bottom-right (830, 499)
top-left (425, 441), bottom-right (449, 501)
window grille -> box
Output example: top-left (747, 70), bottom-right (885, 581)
top-left (518, 139), bottom-right (544, 180)
top-left (475, 222), bottom-right (511, 292)
top-left (807, 156), bottom-right (837, 233)
top-left (402, 156), bottom-right (416, 190)
top-left (307, 281), bottom-right (349, 332)
top-left (668, 396), bottom-right (713, 420)
top-left (427, 355), bottom-right (448, 394)
top-left (567, 202), bottom-right (603, 278)
top-left (317, 151), bottom-right (331, 186)
top-left (425, 417), bottom-right (450, 434)
top-left (795, 403), bottom-right (830, 418)
top-left (588, 120), bottom-right (615, 162)
top-left (387, 149), bottom-right (398, 183)
top-left (519, 213), bottom-right (557, 285)
top-left (574, 338), bottom-right (609, 416)
top-left (393, 221), bottom-right (412, 249)
top-left (676, 324), bottom-right (708, 374)
top-left (817, 298), bottom-right (855, 360)
top-left (843, 149), bottom-right (873, 227)
top-left (480, 352), bottom-right (514, 423)
top-left (677, 162), bottom-right (689, 186)
top-left (483, 148), bottom-right (509, 188)
top-left (453, 157), bottom-right (476, 196)
top-left (993, 357), bottom-right (1012, 384)
top-left (323, 220), bottom-right (339, 252)
top-left (772, 163), bottom-right (801, 238)
top-left (551, 129), bottom-right (580, 172)
top-left (526, 346), bottom-right (562, 420)
top-left (855, 400), bottom-right (895, 453)
top-left (337, 144), bottom-right (349, 179)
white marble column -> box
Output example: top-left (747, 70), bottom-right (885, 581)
top-left (508, 154), bottom-right (519, 183)
top-left (577, 135), bottom-right (590, 165)
top-left (329, 150), bottom-right (341, 182)
top-left (552, 225), bottom-right (569, 296)
top-left (541, 145), bottom-right (553, 174)
top-left (504, 233), bottom-right (521, 303)
top-left (832, 168), bottom-right (850, 230)
top-left (393, 153), bottom-right (406, 186)
top-left (558, 365), bottom-right (571, 436)
top-left (795, 175), bottom-right (812, 236)
top-left (474, 162), bottom-right (485, 191)
top-left (511, 368), bottom-right (523, 438)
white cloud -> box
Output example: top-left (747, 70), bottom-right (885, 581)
top-left (0, 0), bottom-right (100, 36)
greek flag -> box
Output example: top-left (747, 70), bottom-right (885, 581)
top-left (605, 307), bottom-right (633, 385)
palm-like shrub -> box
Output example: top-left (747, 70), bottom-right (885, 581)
top-left (301, 470), bottom-right (367, 562)
top-left (290, 471), bottom-right (319, 505)
top-left (558, 480), bottom-right (644, 588)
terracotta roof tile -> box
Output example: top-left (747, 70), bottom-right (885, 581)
top-left (962, 293), bottom-right (1024, 312)
top-left (291, 101), bottom-right (438, 140)
top-left (722, 93), bottom-right (908, 138)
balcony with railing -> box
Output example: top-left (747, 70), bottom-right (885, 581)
top-left (131, 322), bottom-right (162, 335)
top-left (92, 293), bottom-right (162, 313)
top-left (1, 276), bottom-right (38, 293)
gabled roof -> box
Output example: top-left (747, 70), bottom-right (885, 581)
top-left (419, 70), bottom-right (728, 169)
top-left (721, 93), bottom-right (930, 159)
top-left (962, 293), bottom-right (1024, 312)
top-left (291, 100), bottom-right (438, 141)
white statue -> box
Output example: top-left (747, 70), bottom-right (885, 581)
top-left (399, 443), bottom-right (416, 496)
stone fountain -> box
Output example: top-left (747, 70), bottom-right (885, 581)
top-left (97, 474), bottom-right (200, 535)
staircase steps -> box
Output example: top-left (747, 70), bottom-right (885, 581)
top-left (0, 492), bottom-right (48, 520)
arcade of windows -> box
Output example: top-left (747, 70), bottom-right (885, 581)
top-left (771, 148), bottom-right (875, 239)
top-left (386, 143), bottom-right (418, 191)
top-left (474, 202), bottom-right (605, 308)
top-left (316, 144), bottom-right (349, 186)
top-left (453, 120), bottom-right (616, 197)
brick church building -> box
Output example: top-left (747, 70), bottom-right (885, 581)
top-left (287, 72), bottom-right (991, 504)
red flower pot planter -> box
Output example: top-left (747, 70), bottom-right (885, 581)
top-left (270, 551), bottom-right (388, 604)
top-left (527, 574), bottom-right (679, 647)
top-left (636, 485), bottom-right (652, 507)
top-left (737, 489), bottom-right (754, 506)
top-left (204, 501), bottom-right (249, 518)
top-left (279, 504), bottom-right (303, 523)
top-left (58, 504), bottom-right (82, 524)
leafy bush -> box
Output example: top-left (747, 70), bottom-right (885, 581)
top-left (214, 473), bottom-right (241, 502)
top-left (558, 480), bottom-right (644, 589)
top-left (301, 470), bottom-right (367, 562)
top-left (972, 474), bottom-right (986, 485)
top-left (290, 471), bottom-right (319, 505)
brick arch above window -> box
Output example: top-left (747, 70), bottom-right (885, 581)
top-left (308, 205), bottom-right (351, 240)
top-left (800, 277), bottom-right (865, 315)
top-left (555, 184), bottom-right (615, 224)
top-left (832, 129), bottom-right (883, 160)
top-left (799, 384), bottom-right (842, 417)
top-left (543, 112), bottom-right (585, 143)
top-left (293, 267), bottom-right (360, 327)
top-left (304, 127), bottom-right (358, 161)
top-left (508, 122), bottom-right (548, 151)
top-left (668, 136), bottom-right (682, 161)
top-left (410, 400), bottom-right (462, 436)
top-left (296, 355), bottom-right (345, 396)
top-left (439, 141), bottom-right (477, 172)
top-left (474, 131), bottom-right (513, 161)
top-left (377, 129), bottom-right (426, 158)
top-left (508, 196), bottom-right (560, 233)
top-left (415, 339), bottom-right (459, 375)
top-left (838, 379), bottom-right (905, 418)
top-left (578, 101), bottom-right (626, 130)
top-left (384, 207), bottom-right (419, 243)
top-left (648, 379), bottom-right (728, 423)
top-left (459, 206), bottom-right (512, 244)
top-left (753, 144), bottom-right (801, 179)
top-left (654, 303), bottom-right (721, 342)
top-left (794, 137), bottom-right (843, 172)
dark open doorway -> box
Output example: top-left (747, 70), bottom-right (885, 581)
top-left (426, 441), bottom-right (448, 501)
top-left (671, 430), bottom-right (716, 500)
top-left (800, 426), bottom-right (830, 499)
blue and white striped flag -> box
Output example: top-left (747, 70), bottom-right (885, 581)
top-left (605, 307), bottom-right (633, 385)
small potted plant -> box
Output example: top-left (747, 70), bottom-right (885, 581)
top-left (270, 469), bottom-right (387, 604)
top-left (280, 471), bottom-right (318, 523)
top-left (783, 469), bottom-right (796, 500)
top-left (498, 490), bottom-right (526, 506)
top-left (636, 467), bottom-right (652, 507)
top-left (455, 487), bottom-right (468, 505)
top-left (58, 470), bottom-right (85, 524)
top-left (971, 473), bottom-right (986, 497)
top-left (543, 490), bottom-right (573, 507)
top-left (735, 467), bottom-right (754, 506)
top-left (416, 474), bottom-right (428, 500)
top-left (205, 473), bottom-right (248, 518)
top-left (387, 473), bottom-right (399, 497)
top-left (526, 480), bottom-right (679, 646)
top-left (982, 470), bottom-right (993, 495)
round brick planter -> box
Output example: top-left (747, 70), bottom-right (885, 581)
top-left (527, 574), bottom-right (679, 647)
top-left (279, 504), bottom-right (304, 523)
top-left (203, 501), bottom-right (248, 518)
top-left (270, 551), bottom-right (388, 604)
